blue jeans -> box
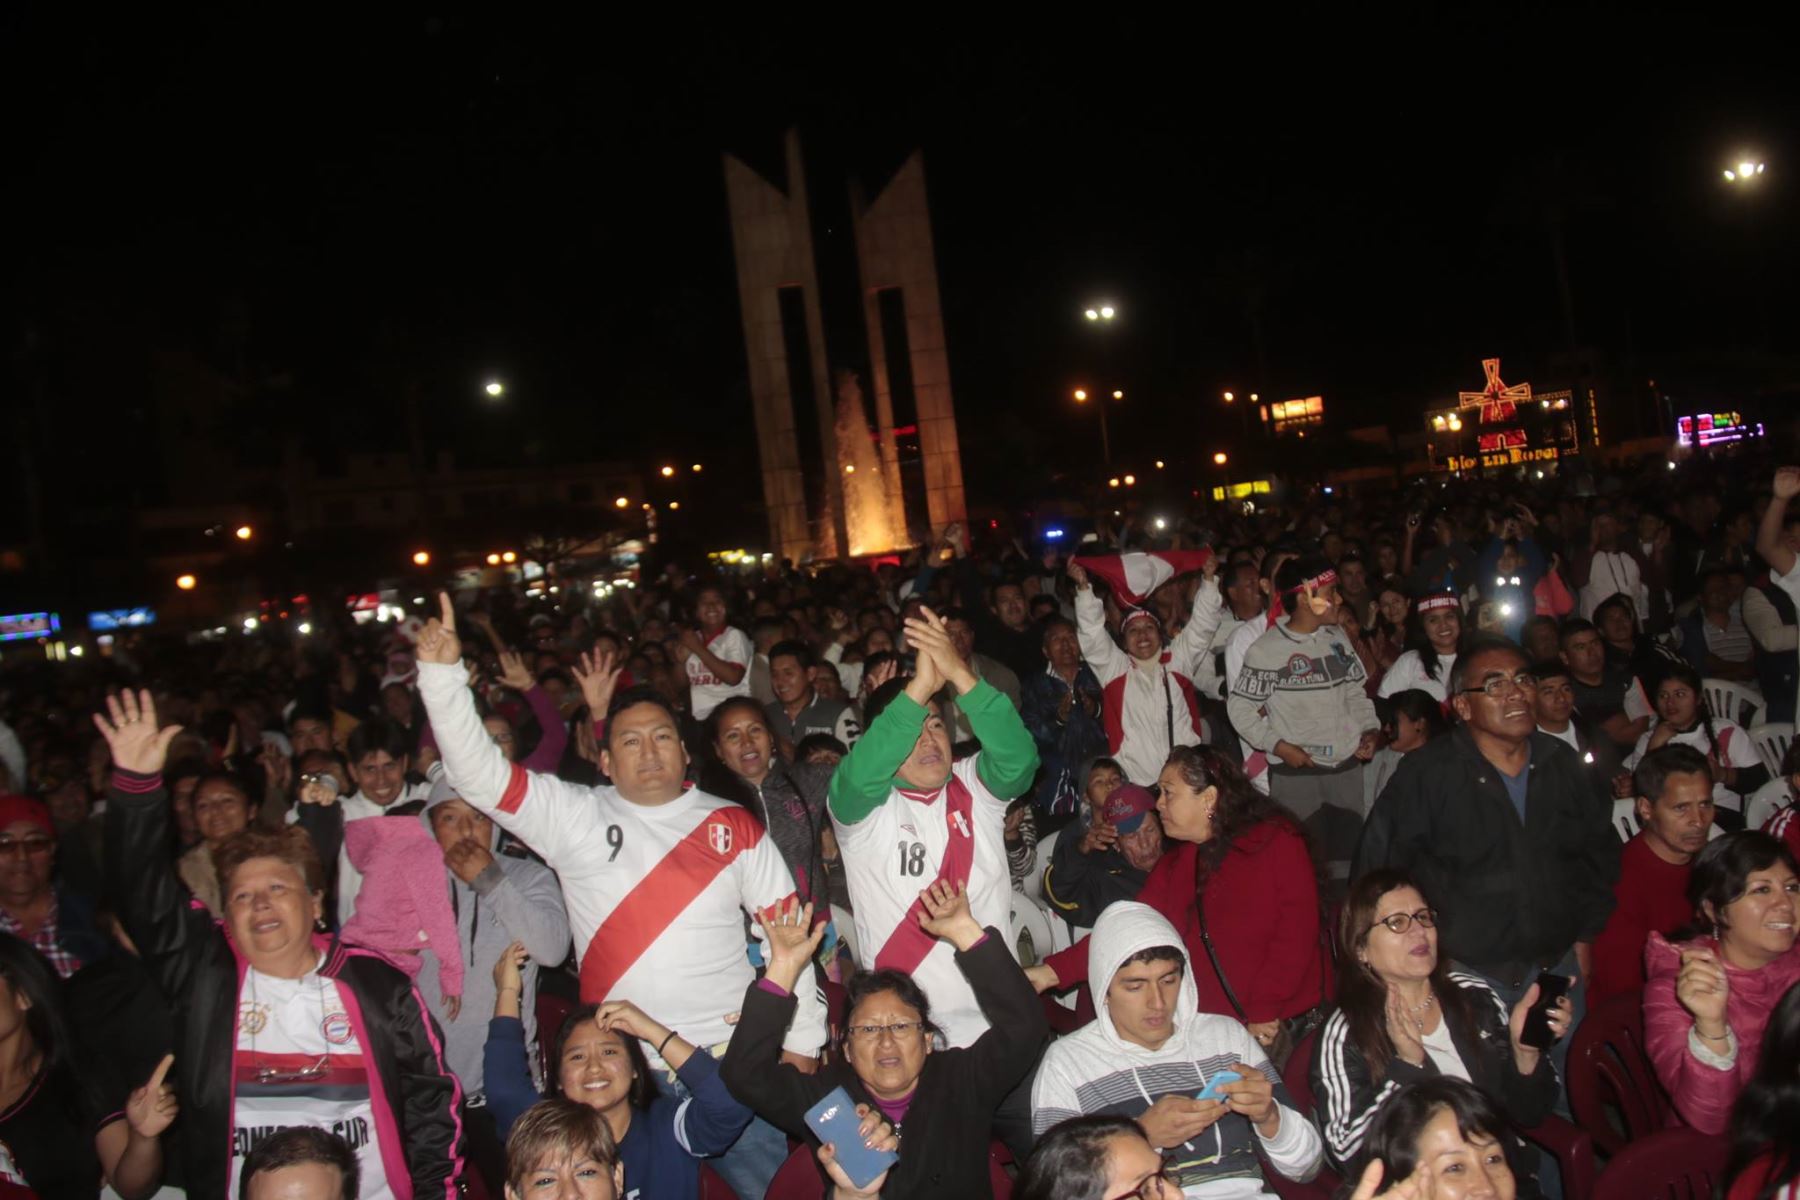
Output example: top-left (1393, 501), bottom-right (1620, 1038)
top-left (668, 1053), bottom-right (789, 1200)
top-left (1464, 947), bottom-right (1588, 1200)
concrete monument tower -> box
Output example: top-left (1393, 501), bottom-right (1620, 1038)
top-left (723, 130), bottom-right (966, 562)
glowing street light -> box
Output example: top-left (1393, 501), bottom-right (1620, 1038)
top-left (669, 501), bottom-right (681, 511)
top-left (1073, 388), bottom-right (1089, 402)
top-left (1083, 302), bottom-right (1117, 322)
top-left (486, 553), bottom-right (501, 566)
top-left (1111, 389), bottom-right (1124, 400)
top-left (235, 525), bottom-right (253, 540)
top-left (660, 465), bottom-right (675, 477)
top-left (1223, 391), bottom-right (1235, 403)
top-left (485, 381), bottom-right (505, 397)
top-left (412, 550), bottom-right (431, 566)
top-left (1123, 474), bottom-right (1136, 486)
top-left (1155, 460), bottom-right (1165, 469)
top-left (614, 496), bottom-right (630, 508)
top-left (1108, 477), bottom-right (1121, 488)
top-left (1213, 451), bottom-right (1229, 465)
top-left (690, 463), bottom-right (703, 473)
top-left (176, 574), bottom-right (197, 591)
top-left (1723, 158), bottom-right (1766, 182)
top-left (501, 551), bottom-right (517, 564)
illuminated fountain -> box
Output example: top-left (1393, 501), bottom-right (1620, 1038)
top-left (833, 371), bottom-right (906, 557)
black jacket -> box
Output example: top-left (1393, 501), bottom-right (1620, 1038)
top-left (720, 930), bottom-right (1047, 1200)
top-left (1310, 970), bottom-right (1557, 1179)
top-left (104, 771), bottom-right (463, 1199)
top-left (1041, 815), bottom-right (1149, 928)
top-left (1354, 729), bottom-right (1619, 982)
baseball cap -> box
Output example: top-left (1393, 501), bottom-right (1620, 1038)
top-left (1099, 784), bottom-right (1156, 834)
top-left (0, 795), bottom-right (54, 838)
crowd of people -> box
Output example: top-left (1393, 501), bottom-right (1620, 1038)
top-left (0, 452), bottom-right (1798, 1199)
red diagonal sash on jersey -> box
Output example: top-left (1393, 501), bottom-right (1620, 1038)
top-left (873, 775), bottom-right (975, 975)
top-left (579, 806), bottom-right (777, 1002)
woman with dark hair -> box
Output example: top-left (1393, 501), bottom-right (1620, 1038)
top-left (1015, 1113), bottom-right (1177, 1200)
top-left (1357, 1076), bottom-right (1520, 1199)
top-left (1724, 979), bottom-right (1800, 1200)
top-left (176, 768), bottom-right (257, 915)
top-left (1644, 830), bottom-right (1800, 1134)
top-left (1369, 580), bottom-right (1411, 675)
top-left (721, 885), bottom-right (1046, 1199)
top-left (0, 932), bottom-right (174, 1198)
top-left (98, 690), bottom-right (464, 1197)
top-left (1624, 661), bottom-right (1768, 822)
top-left (1310, 868), bottom-right (1563, 1178)
top-left (481, 943), bottom-right (751, 1200)
top-left (1032, 746), bottom-right (1324, 1059)
top-left (1378, 592), bottom-right (1463, 702)
top-left (702, 697), bottom-right (832, 912)
top-left (676, 586), bottom-right (752, 721)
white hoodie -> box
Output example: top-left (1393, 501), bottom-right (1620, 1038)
top-left (1031, 903), bottom-right (1322, 1198)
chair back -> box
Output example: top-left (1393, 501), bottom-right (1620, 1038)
top-left (1748, 720), bottom-right (1794, 777)
top-left (1591, 1126), bottom-right (1729, 1200)
top-left (765, 1142), bottom-right (824, 1200)
top-left (1263, 1026), bottom-right (1341, 1200)
top-left (989, 1144), bottom-right (1014, 1199)
top-left (1702, 678), bottom-right (1762, 728)
top-left (536, 990), bottom-right (576, 1079)
top-left (698, 1163), bottom-right (741, 1200)
top-left (1566, 988), bottom-right (1673, 1156)
top-left (1609, 798), bottom-right (1639, 842)
top-left (831, 903), bottom-right (860, 966)
top-left (824, 979), bottom-right (850, 1053)
top-left (1747, 777), bottom-right (1790, 832)
top-left (1022, 827), bottom-right (1059, 905)
top-left (1007, 892), bottom-right (1058, 967)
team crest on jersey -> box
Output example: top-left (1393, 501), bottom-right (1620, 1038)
top-left (900, 822), bottom-right (916, 836)
top-left (951, 812), bottom-right (971, 838)
top-left (321, 1011), bottom-right (355, 1045)
top-left (708, 821), bottom-right (733, 855)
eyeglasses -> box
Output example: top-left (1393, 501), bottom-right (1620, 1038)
top-left (1110, 1158), bottom-right (1182, 1200)
top-left (255, 1055), bottom-right (328, 1084)
top-left (1371, 908), bottom-right (1439, 935)
top-left (847, 1021), bottom-right (926, 1043)
top-left (1459, 672), bottom-right (1538, 697)
top-left (0, 838), bottom-right (55, 858)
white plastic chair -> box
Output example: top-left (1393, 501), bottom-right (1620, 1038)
top-left (1020, 826), bottom-right (1059, 906)
top-left (1702, 678), bottom-right (1764, 728)
top-left (1613, 796), bottom-right (1725, 843)
top-left (1007, 891), bottom-right (1058, 968)
top-left (1747, 722), bottom-right (1794, 778)
top-left (830, 903), bottom-right (859, 967)
top-left (1746, 778), bottom-right (1791, 832)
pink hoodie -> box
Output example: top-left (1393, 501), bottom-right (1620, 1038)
top-left (341, 816), bottom-right (465, 999)
top-left (1643, 930), bottom-right (1800, 1133)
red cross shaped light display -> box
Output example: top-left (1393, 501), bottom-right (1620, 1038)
top-left (1458, 357), bottom-right (1532, 424)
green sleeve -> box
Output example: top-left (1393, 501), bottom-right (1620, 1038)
top-left (827, 691), bottom-right (926, 825)
top-left (962, 679), bottom-right (1041, 799)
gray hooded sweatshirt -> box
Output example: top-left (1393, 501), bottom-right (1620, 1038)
top-left (1031, 902), bottom-right (1322, 1197)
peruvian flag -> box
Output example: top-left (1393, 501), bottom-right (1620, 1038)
top-left (1074, 549), bottom-right (1215, 606)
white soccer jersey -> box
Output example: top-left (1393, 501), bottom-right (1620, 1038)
top-left (418, 661), bottom-right (824, 1056)
top-left (1623, 717), bottom-right (1762, 809)
top-left (1377, 649), bottom-right (1456, 702)
top-left (832, 756), bottom-right (1013, 1049)
top-left (687, 626), bottom-right (753, 719)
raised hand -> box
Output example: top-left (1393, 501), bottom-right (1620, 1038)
top-left (443, 837), bottom-right (494, 885)
top-left (416, 593), bottom-right (463, 666)
top-left (125, 1053), bottom-right (179, 1139)
top-left (861, 656), bottom-right (899, 697)
top-left (1079, 819), bottom-right (1118, 855)
top-left (572, 648), bottom-right (623, 717)
top-left (492, 940), bottom-right (528, 992)
top-left (907, 605), bottom-right (975, 692)
top-left (1347, 1159), bottom-right (1436, 1200)
top-left (92, 690), bottom-right (183, 776)
top-left (497, 649), bottom-right (534, 692)
top-left (1675, 946), bottom-right (1730, 1034)
top-left (1773, 466), bottom-right (1800, 500)
top-left (1507, 981), bottom-right (1572, 1071)
top-left (1066, 559), bottom-right (1089, 589)
top-left (917, 880), bottom-right (983, 951)
top-left (759, 897), bottom-right (824, 993)
top-left (596, 998), bottom-right (665, 1043)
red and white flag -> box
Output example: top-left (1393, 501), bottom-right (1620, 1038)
top-left (1073, 549), bottom-right (1215, 606)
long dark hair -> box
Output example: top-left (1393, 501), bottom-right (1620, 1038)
top-left (1725, 980), bottom-right (1800, 1200)
top-left (695, 696), bottom-right (777, 817)
top-left (1358, 1077), bottom-right (1511, 1185)
top-left (1672, 830), bottom-right (1800, 943)
top-left (1402, 591), bottom-right (1464, 684)
top-left (1335, 869), bottom-right (1472, 1083)
top-left (1015, 1114), bottom-right (1145, 1200)
top-left (0, 932), bottom-right (74, 1075)
top-left (553, 1004), bottom-right (659, 1112)
top-left (1162, 745), bottom-right (1293, 886)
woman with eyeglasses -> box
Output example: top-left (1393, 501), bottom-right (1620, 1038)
top-left (97, 690), bottom-right (464, 1198)
top-left (720, 883), bottom-right (1047, 1200)
top-left (1310, 868), bottom-right (1566, 1184)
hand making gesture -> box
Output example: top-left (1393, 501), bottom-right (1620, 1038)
top-left (416, 593), bottom-right (464, 666)
top-left (572, 647), bottom-right (623, 717)
top-left (92, 690), bottom-right (183, 777)
top-left (760, 897), bottom-right (824, 994)
top-left (917, 880), bottom-right (984, 952)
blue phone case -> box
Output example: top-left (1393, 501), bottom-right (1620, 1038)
top-left (804, 1086), bottom-right (899, 1190)
top-left (1196, 1069), bottom-right (1242, 1103)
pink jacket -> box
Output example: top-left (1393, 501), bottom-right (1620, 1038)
top-left (341, 817), bottom-right (465, 998)
top-left (1643, 931), bottom-right (1800, 1133)
top-left (1534, 569), bottom-right (1575, 618)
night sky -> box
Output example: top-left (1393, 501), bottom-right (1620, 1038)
top-left (9, 12), bottom-right (1797, 518)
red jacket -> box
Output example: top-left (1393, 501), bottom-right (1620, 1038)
top-left (1589, 833), bottom-right (1693, 1006)
top-left (1043, 817), bottom-right (1326, 1023)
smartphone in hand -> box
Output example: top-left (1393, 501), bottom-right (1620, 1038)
top-left (1195, 1070), bottom-right (1242, 1103)
top-left (1519, 972), bottom-right (1572, 1050)
top-left (805, 1086), bottom-right (897, 1190)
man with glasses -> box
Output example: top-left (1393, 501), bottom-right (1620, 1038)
top-left (0, 792), bottom-right (107, 977)
top-left (1031, 902), bottom-right (1321, 1197)
top-left (1356, 634), bottom-right (1620, 1093)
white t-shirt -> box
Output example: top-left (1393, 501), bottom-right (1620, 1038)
top-left (832, 758), bottom-right (1013, 1049)
top-left (1541, 723), bottom-right (1582, 754)
top-left (686, 626), bottom-right (753, 719)
top-left (1419, 1018), bottom-right (1472, 1083)
top-left (1378, 650), bottom-right (1455, 702)
top-left (231, 958), bottom-right (392, 1200)
top-left (1777, 558), bottom-right (1800, 726)
top-left (1623, 717), bottom-right (1762, 809)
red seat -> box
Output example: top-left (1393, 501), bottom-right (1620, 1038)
top-left (536, 991), bottom-right (576, 1076)
top-left (698, 1162), bottom-right (740, 1200)
top-left (1567, 988), bottom-right (1673, 1156)
top-left (1517, 1115), bottom-right (1596, 1200)
top-left (762, 1137), bottom-right (1010, 1198)
top-left (1268, 1028), bottom-right (1341, 1200)
top-left (1591, 1126), bottom-right (1728, 1200)
top-left (824, 979), bottom-right (849, 1052)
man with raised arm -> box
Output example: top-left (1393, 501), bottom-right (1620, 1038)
top-left (1755, 465), bottom-right (1800, 728)
top-left (411, 595), bottom-right (822, 1199)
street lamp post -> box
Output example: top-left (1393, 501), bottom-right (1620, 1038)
top-left (1074, 388), bottom-right (1122, 466)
